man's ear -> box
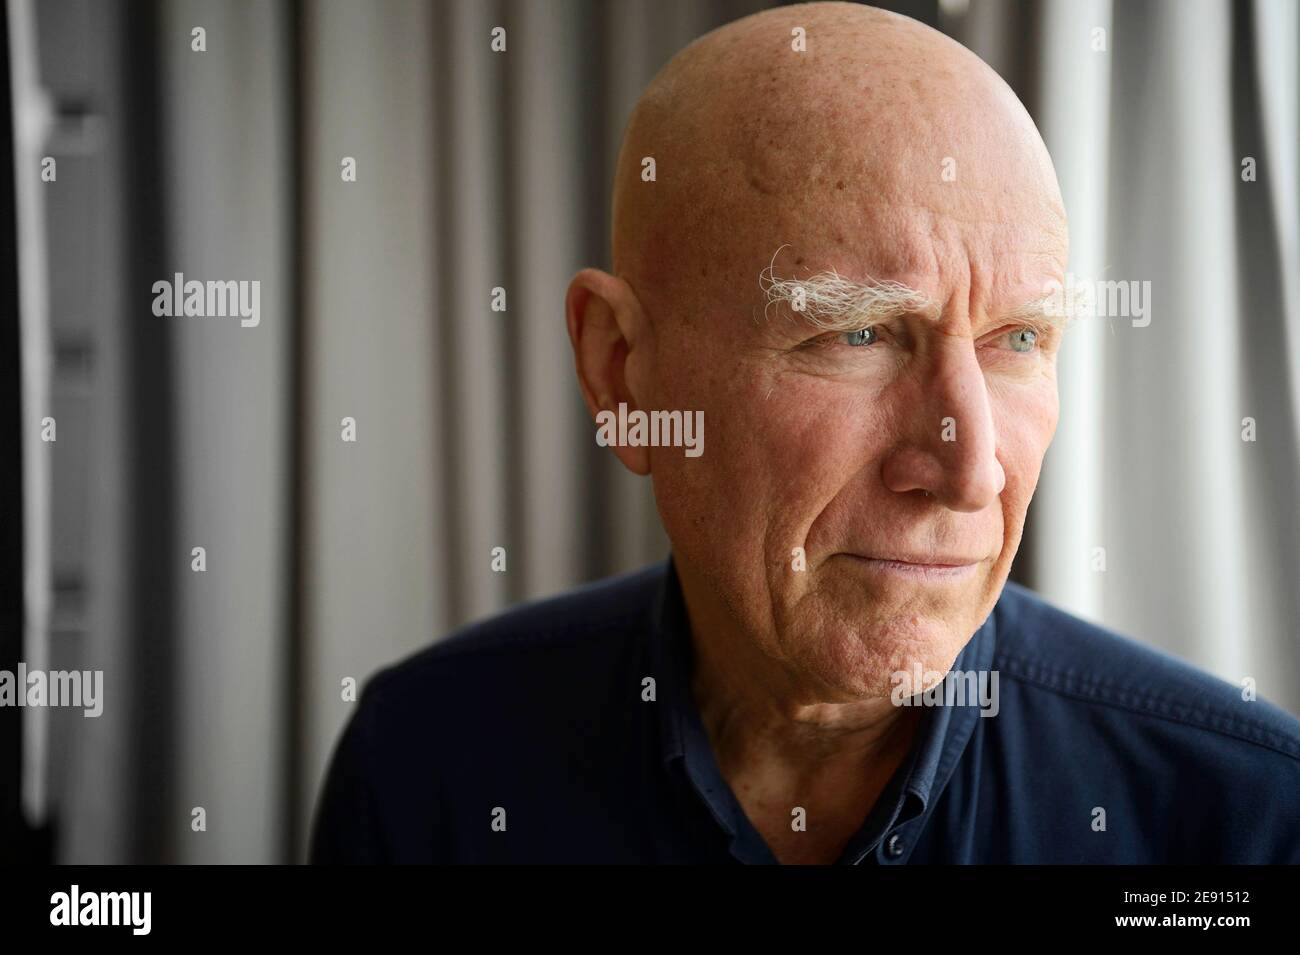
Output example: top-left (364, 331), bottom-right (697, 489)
top-left (565, 267), bottom-right (652, 476)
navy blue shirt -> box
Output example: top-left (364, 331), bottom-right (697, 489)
top-left (310, 558), bottom-right (1300, 863)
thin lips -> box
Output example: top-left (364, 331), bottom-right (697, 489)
top-left (850, 553), bottom-right (983, 567)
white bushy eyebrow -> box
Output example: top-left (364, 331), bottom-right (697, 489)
top-left (759, 253), bottom-right (939, 332)
top-left (1000, 295), bottom-right (1076, 330)
top-left (758, 246), bottom-right (1078, 333)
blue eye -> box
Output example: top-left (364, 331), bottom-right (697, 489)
top-left (1008, 328), bottom-right (1037, 353)
top-left (841, 327), bottom-right (878, 347)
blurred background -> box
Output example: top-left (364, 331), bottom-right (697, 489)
top-left (2, 0), bottom-right (1297, 863)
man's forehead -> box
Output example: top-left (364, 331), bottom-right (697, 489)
top-left (752, 211), bottom-right (1067, 303)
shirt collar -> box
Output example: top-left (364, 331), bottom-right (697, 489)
top-left (647, 553), bottom-right (997, 862)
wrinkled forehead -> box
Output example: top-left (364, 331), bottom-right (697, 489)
top-left (642, 166), bottom-right (1067, 328)
top-left (775, 205), bottom-right (1068, 310)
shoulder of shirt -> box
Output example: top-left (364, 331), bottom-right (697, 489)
top-left (356, 559), bottom-right (668, 708)
top-left (992, 580), bottom-right (1300, 763)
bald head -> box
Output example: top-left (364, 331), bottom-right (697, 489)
top-left (611, 1), bottom-right (1066, 323)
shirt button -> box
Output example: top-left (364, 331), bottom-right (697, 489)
top-left (885, 833), bottom-right (904, 859)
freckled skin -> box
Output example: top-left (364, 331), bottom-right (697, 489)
top-left (566, 1), bottom-right (1069, 863)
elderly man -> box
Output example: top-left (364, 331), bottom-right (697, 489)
top-left (311, 2), bottom-right (1300, 864)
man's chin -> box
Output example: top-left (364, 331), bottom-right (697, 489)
top-left (790, 614), bottom-right (977, 702)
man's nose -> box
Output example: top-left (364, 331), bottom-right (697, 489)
top-left (880, 339), bottom-right (1006, 512)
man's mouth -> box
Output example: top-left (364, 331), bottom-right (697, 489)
top-left (837, 552), bottom-right (983, 580)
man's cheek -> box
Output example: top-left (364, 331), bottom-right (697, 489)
top-left (751, 427), bottom-right (862, 521)
top-left (996, 397), bottom-right (1056, 469)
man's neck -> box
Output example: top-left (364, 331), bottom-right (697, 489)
top-left (676, 563), bottom-right (923, 862)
